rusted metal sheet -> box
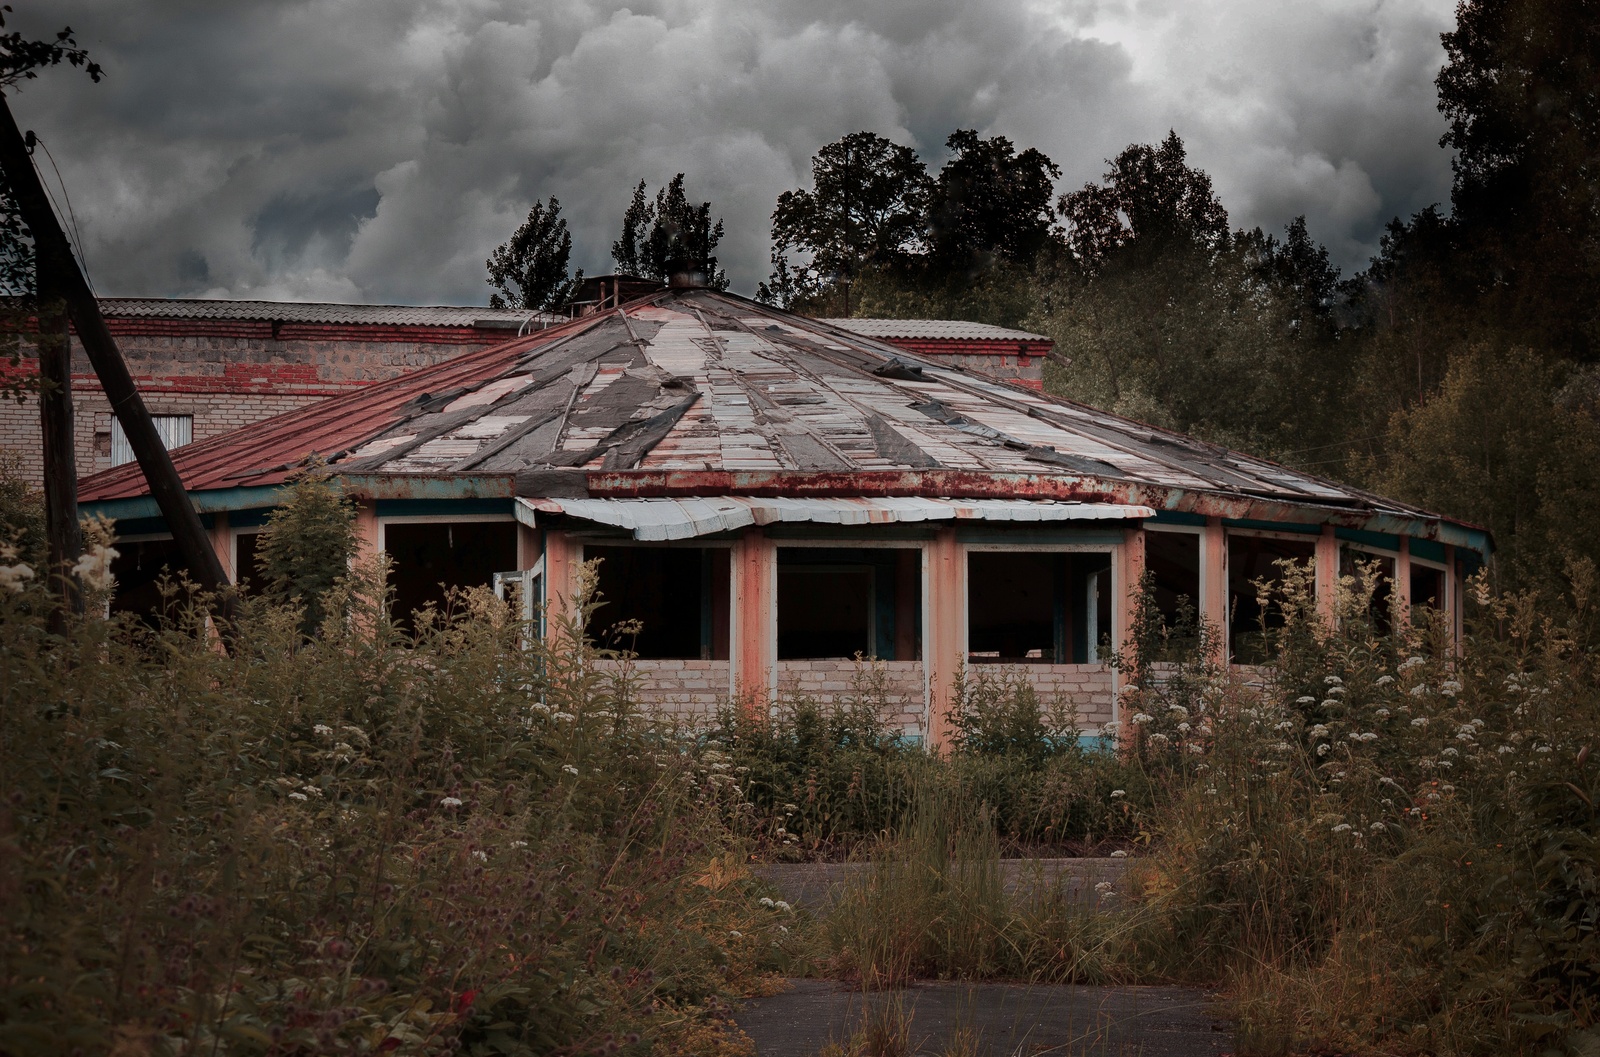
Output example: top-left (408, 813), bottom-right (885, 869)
top-left (75, 286), bottom-right (1489, 558)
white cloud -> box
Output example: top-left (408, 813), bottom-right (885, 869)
top-left (12, 0), bottom-right (1456, 303)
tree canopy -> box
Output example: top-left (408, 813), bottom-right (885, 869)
top-left (485, 197), bottom-right (582, 311)
top-left (611, 175), bottom-right (729, 290)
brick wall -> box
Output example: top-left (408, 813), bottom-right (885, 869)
top-left (776, 659), bottom-right (927, 738)
top-left (964, 663), bottom-right (1115, 729)
top-left (2, 325), bottom-right (510, 483)
top-left (593, 659), bottom-right (732, 717)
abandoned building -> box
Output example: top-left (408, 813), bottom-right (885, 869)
top-left (75, 287), bottom-right (1488, 749)
top-left (1, 293), bottom-right (1048, 483)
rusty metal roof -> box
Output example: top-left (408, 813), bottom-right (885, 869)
top-left (98, 297), bottom-right (552, 329)
top-left (822, 318), bottom-right (1048, 342)
top-left (77, 288), bottom-right (1481, 546)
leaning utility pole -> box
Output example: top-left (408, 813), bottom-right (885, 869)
top-left (35, 271), bottom-right (81, 627)
top-left (0, 96), bottom-right (234, 624)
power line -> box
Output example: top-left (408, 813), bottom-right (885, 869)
top-left (30, 134), bottom-right (95, 295)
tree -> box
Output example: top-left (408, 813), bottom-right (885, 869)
top-left (1433, 0), bottom-right (1600, 358)
top-left (486, 197), bottom-right (582, 311)
top-left (927, 129), bottom-right (1061, 271)
top-left (255, 459), bottom-right (358, 635)
top-left (766, 131), bottom-right (931, 314)
top-left (610, 175), bottom-right (728, 289)
top-left (1058, 131), bottom-right (1230, 272)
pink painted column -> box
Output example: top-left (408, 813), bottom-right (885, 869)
top-left (925, 526), bottom-right (963, 753)
top-left (1201, 517), bottom-right (1228, 661)
top-left (1394, 536), bottom-right (1412, 625)
top-left (1315, 525), bottom-right (1339, 625)
top-left (352, 498), bottom-right (379, 570)
top-left (732, 528), bottom-right (776, 711)
top-left (1116, 527), bottom-right (1147, 657)
top-left (208, 511), bottom-right (234, 583)
top-left (542, 528), bottom-right (578, 635)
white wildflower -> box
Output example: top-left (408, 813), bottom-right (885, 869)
top-left (1271, 741), bottom-right (1292, 753)
top-left (440, 796), bottom-right (463, 808)
top-left (1535, 745), bottom-right (1552, 754)
top-left (288, 791), bottom-right (308, 801)
top-left (1440, 680), bottom-right (1462, 697)
top-left (1095, 881), bottom-right (1114, 894)
top-left (1309, 724), bottom-right (1330, 738)
top-left (759, 897), bottom-right (775, 908)
top-left (1187, 743), bottom-right (1204, 754)
top-left (1321, 699), bottom-right (1340, 709)
top-left (510, 840), bottom-right (528, 849)
top-left (561, 764), bottom-right (579, 776)
top-left (1374, 708), bottom-right (1391, 719)
top-left (1168, 704), bottom-right (1189, 718)
top-left (0, 561), bottom-right (35, 593)
top-left (1325, 675), bottom-right (1343, 685)
top-left (1274, 721), bottom-right (1295, 732)
top-left (1110, 789), bottom-right (1127, 799)
top-left (1317, 744), bottom-right (1330, 756)
top-left (1440, 747), bottom-right (1459, 758)
top-left (70, 542), bottom-right (119, 592)
top-left (1399, 656), bottom-right (1426, 671)
top-left (1100, 722), bottom-right (1120, 737)
top-left (1357, 732), bottom-right (1378, 743)
top-left (1296, 696), bottom-right (1317, 705)
top-left (1177, 721), bottom-right (1191, 733)
top-left (1331, 823), bottom-right (1352, 833)
top-left (1369, 822), bottom-right (1386, 833)
top-left (1497, 745), bottom-right (1514, 755)
top-left (729, 930), bottom-right (742, 938)
top-left (1375, 675), bottom-right (1395, 687)
top-left (312, 723), bottom-right (333, 736)
top-left (1110, 850), bottom-right (1129, 858)
top-left (1327, 685), bottom-right (1346, 696)
top-left (552, 712), bottom-right (576, 722)
top-left (1130, 712), bottom-right (1154, 725)
top-left (471, 850), bottom-right (488, 862)
top-left (1147, 733), bottom-right (1170, 747)
top-left (1410, 717), bottom-right (1429, 728)
top-left (1205, 787), bottom-right (1219, 795)
top-left (774, 900), bottom-right (791, 912)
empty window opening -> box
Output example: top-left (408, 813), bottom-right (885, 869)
top-left (385, 521), bottom-right (517, 634)
top-left (1227, 534), bottom-right (1316, 663)
top-left (108, 536), bottom-right (186, 624)
top-left (1410, 563), bottom-right (1447, 614)
top-left (777, 548), bottom-right (920, 661)
top-left (1146, 530), bottom-right (1202, 654)
top-left (967, 551), bottom-right (1112, 664)
top-left (587, 545), bottom-right (730, 660)
top-left (110, 414), bottom-right (191, 467)
top-left (1340, 548), bottom-right (1396, 635)
top-left (234, 530), bottom-right (264, 591)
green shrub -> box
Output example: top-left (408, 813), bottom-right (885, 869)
top-left (0, 549), bottom-right (791, 1055)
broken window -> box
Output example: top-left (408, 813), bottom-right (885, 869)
top-left (234, 530), bottom-right (264, 590)
top-left (1227, 534), bottom-right (1316, 663)
top-left (1410, 563), bottom-right (1447, 614)
top-left (1340, 547), bottom-right (1396, 634)
top-left (966, 550), bottom-right (1112, 664)
top-left (1145, 530), bottom-right (1202, 654)
top-left (587, 545), bottom-right (730, 660)
top-left (384, 521), bottom-right (517, 634)
top-left (108, 535), bottom-right (186, 624)
top-left (777, 548), bottom-right (920, 661)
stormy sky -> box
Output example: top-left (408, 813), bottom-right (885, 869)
top-left (11, 0), bottom-right (1458, 306)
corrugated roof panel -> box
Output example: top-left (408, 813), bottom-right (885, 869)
top-left (820, 318), bottom-right (1049, 342)
top-left (98, 297), bottom-right (548, 328)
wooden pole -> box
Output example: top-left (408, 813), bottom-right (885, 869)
top-left (36, 279), bottom-right (81, 624)
top-left (0, 97), bottom-right (233, 625)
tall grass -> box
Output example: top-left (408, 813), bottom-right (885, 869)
top-left (0, 556), bottom-right (792, 1056)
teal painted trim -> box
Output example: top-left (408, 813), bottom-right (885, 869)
top-left (81, 485), bottom-right (288, 523)
top-left (1336, 528), bottom-right (1402, 552)
top-left (230, 508), bottom-right (275, 530)
top-left (1223, 518), bottom-right (1321, 535)
top-left (1410, 538), bottom-right (1447, 564)
top-left (1076, 734), bottom-right (1114, 753)
top-left (375, 498), bottom-right (513, 518)
top-left (956, 527), bottom-right (1122, 546)
top-left (1152, 510), bottom-right (1207, 527)
top-left (338, 474), bottom-right (513, 500)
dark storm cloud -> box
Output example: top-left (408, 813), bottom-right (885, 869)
top-left (10, 0), bottom-right (1456, 304)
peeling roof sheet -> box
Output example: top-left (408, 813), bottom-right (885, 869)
top-left (77, 289), bottom-right (1468, 539)
top-left (98, 297), bottom-right (550, 328)
top-left (518, 496), bottom-right (1155, 541)
top-left (822, 318), bottom-right (1048, 342)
